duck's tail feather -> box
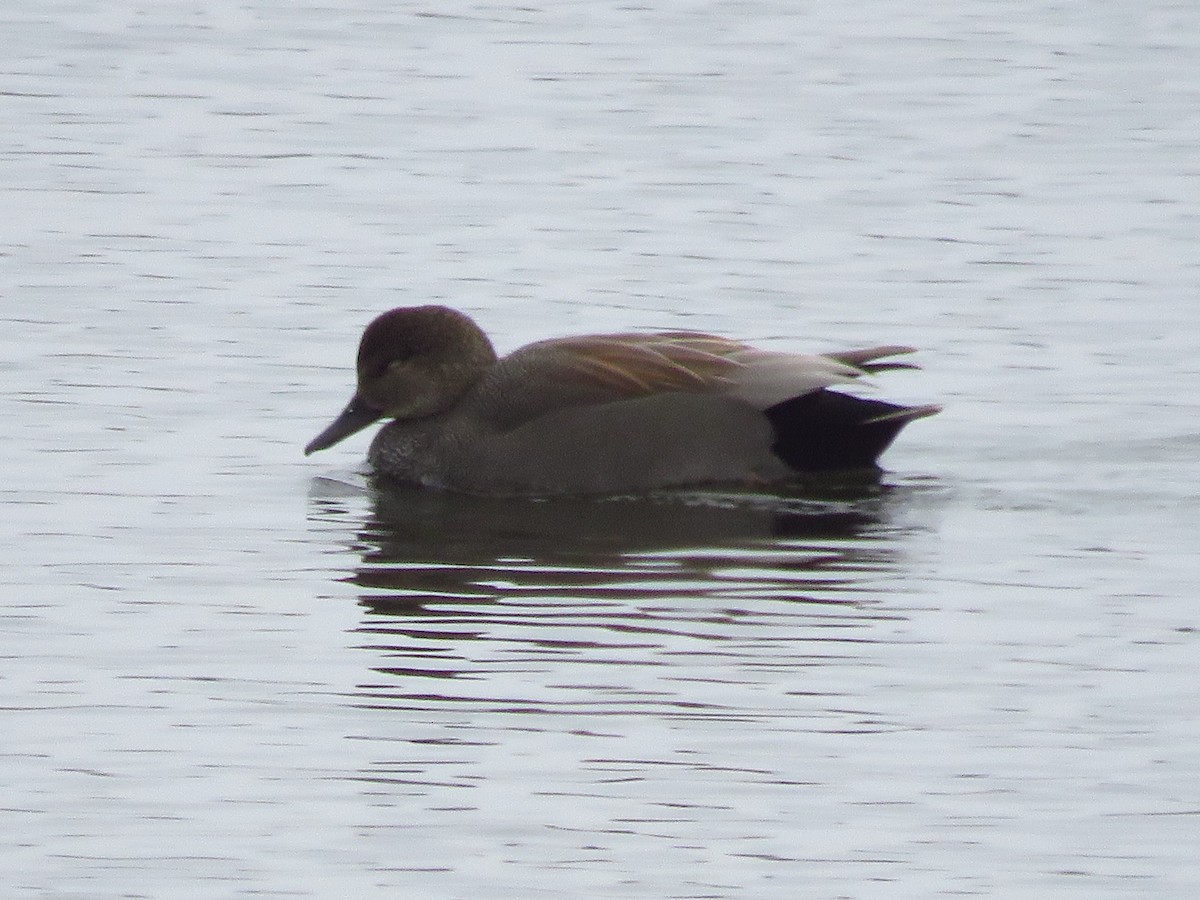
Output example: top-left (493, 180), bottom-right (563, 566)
top-left (765, 390), bottom-right (940, 471)
top-left (823, 345), bottom-right (921, 374)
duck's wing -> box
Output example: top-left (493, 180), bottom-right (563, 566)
top-left (475, 331), bottom-right (913, 429)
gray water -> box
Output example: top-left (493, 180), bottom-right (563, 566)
top-left (4, 1), bottom-right (1199, 897)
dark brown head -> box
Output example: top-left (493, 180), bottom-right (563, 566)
top-left (304, 306), bottom-right (497, 455)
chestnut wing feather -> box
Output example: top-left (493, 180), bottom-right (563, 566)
top-left (477, 331), bottom-right (912, 430)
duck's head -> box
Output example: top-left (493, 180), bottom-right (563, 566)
top-left (304, 305), bottom-right (497, 455)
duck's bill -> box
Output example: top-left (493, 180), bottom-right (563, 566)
top-left (304, 395), bottom-right (383, 455)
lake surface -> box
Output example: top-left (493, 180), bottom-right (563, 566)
top-left (4, 1), bottom-right (1199, 897)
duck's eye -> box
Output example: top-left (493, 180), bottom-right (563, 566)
top-left (362, 351), bottom-right (410, 381)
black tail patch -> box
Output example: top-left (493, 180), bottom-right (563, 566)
top-left (765, 390), bottom-right (935, 471)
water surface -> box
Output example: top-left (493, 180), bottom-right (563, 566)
top-left (3, 1), bottom-right (1199, 897)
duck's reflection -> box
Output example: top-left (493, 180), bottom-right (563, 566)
top-left (309, 474), bottom-right (938, 707)
top-left (315, 475), bottom-right (926, 613)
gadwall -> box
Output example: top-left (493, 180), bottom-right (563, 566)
top-left (305, 306), bottom-right (939, 495)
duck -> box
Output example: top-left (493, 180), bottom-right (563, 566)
top-left (304, 305), bottom-right (939, 495)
